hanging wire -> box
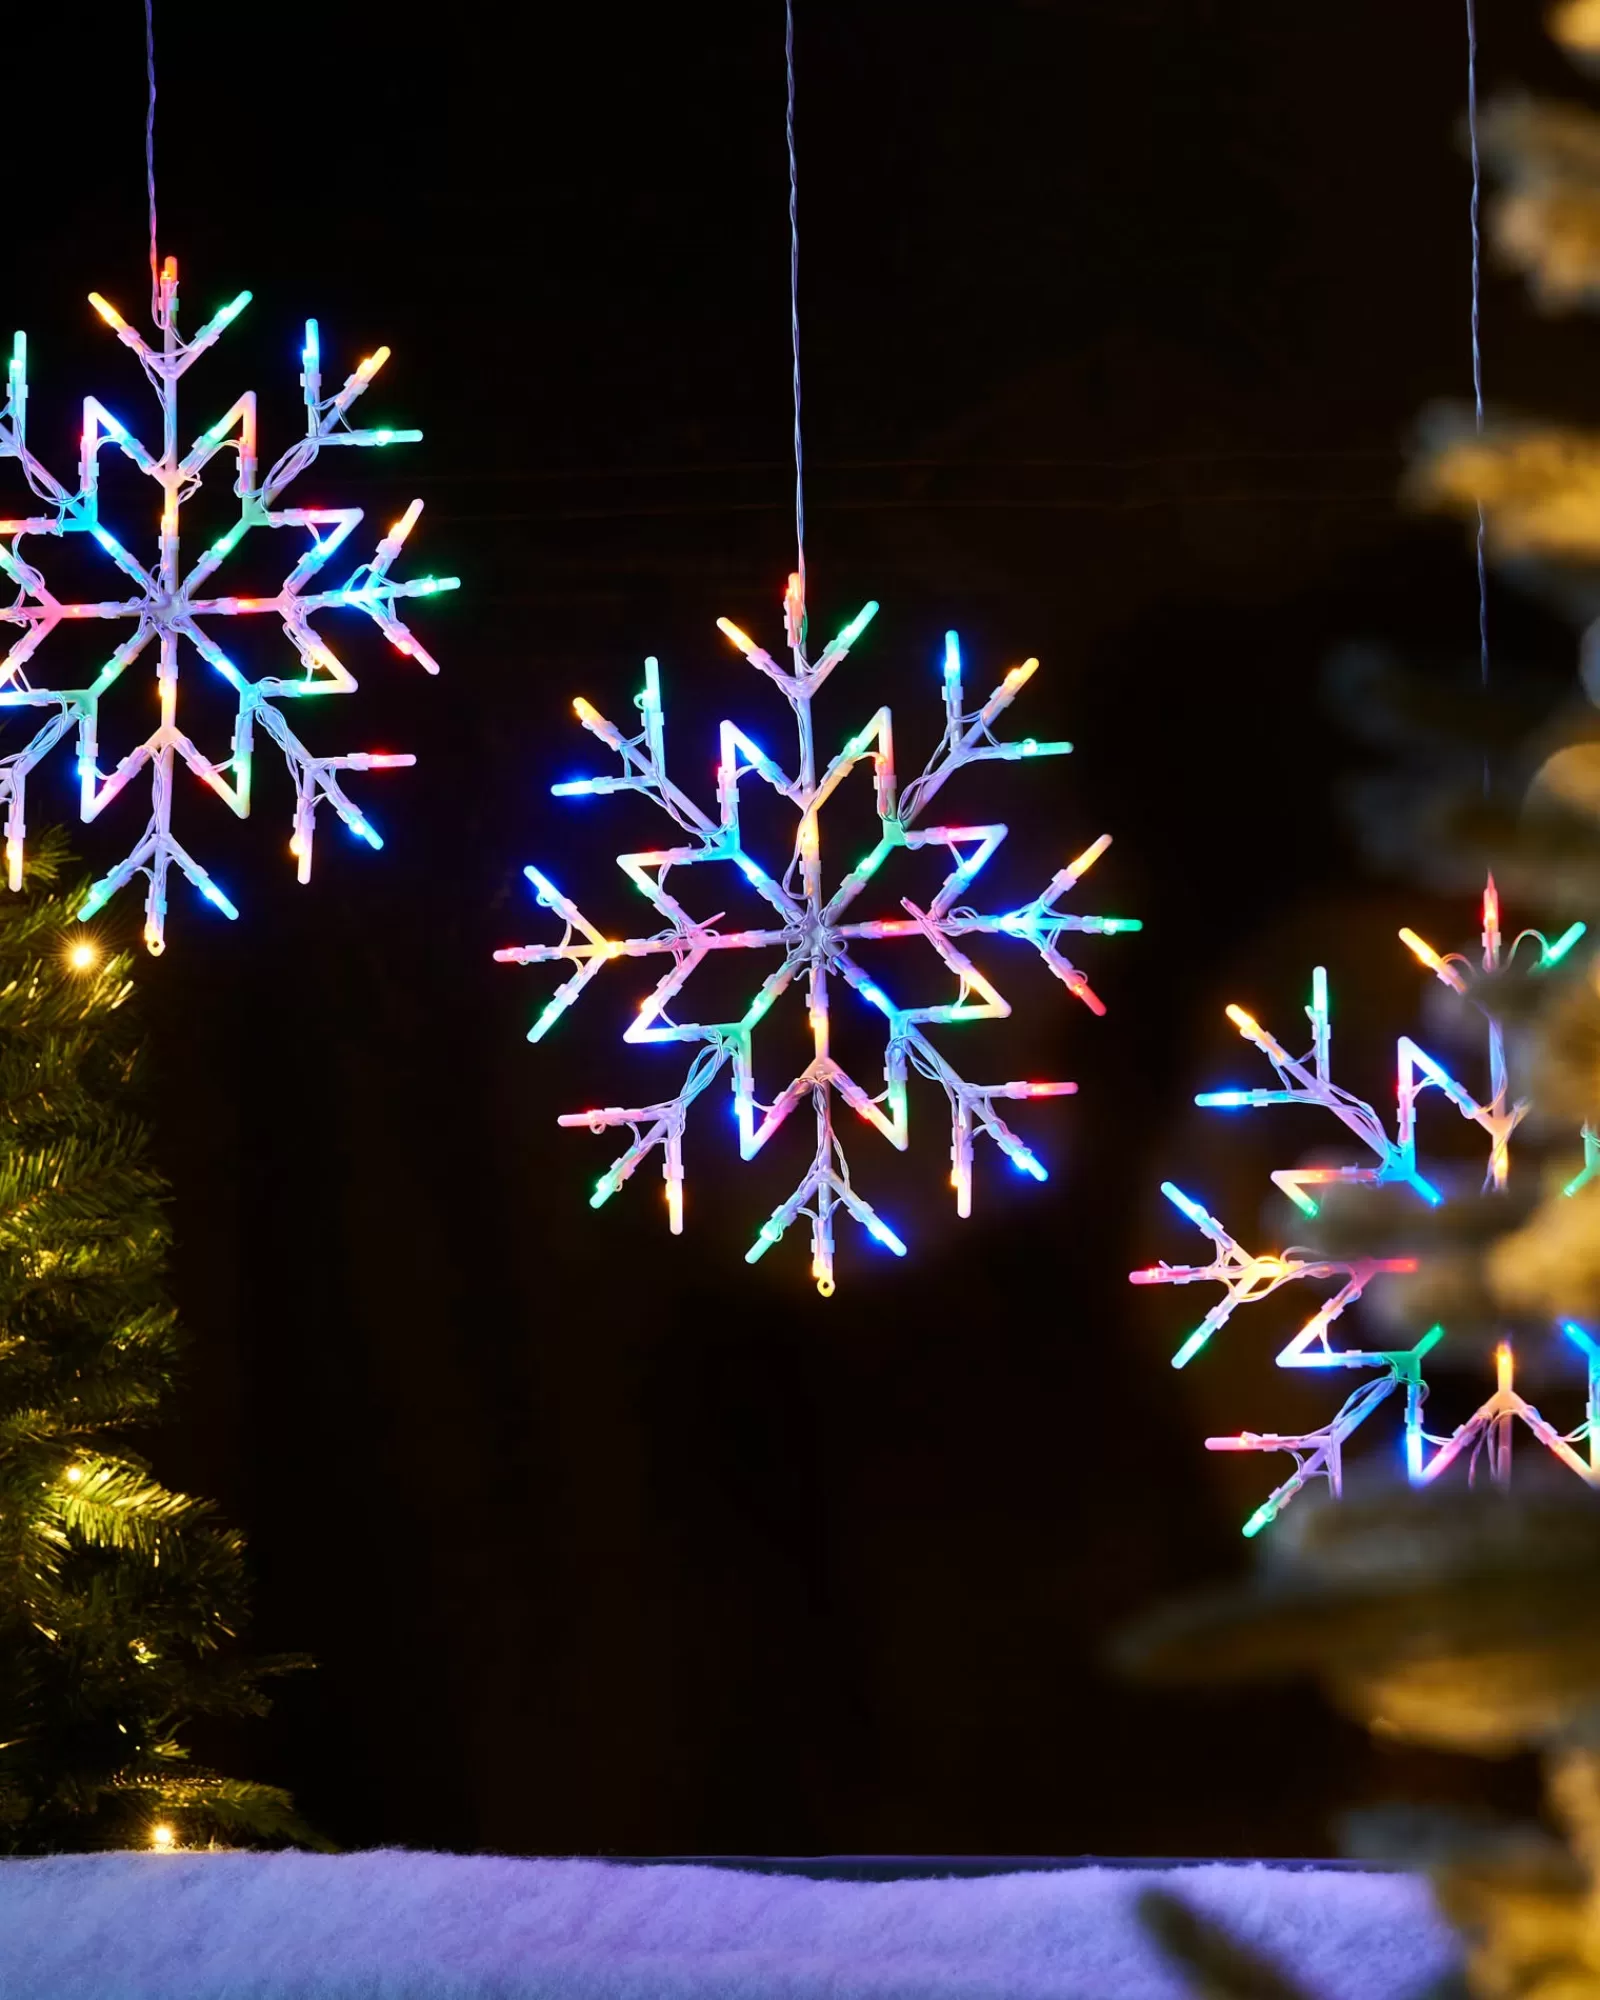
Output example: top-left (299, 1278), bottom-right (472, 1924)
top-left (1465, 0), bottom-right (1490, 786)
top-left (786, 0), bottom-right (805, 606)
top-left (144, 0), bottom-right (160, 324)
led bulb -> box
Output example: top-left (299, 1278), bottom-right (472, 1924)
top-left (1543, 922), bottom-right (1587, 969)
top-left (831, 600), bottom-right (878, 653)
top-left (1398, 927), bottom-right (1446, 975)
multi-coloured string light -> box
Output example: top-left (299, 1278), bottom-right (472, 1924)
top-left (499, 578), bottom-right (1138, 1292)
top-left (0, 261), bottom-right (454, 950)
top-left (1132, 885), bottom-right (1598, 1534)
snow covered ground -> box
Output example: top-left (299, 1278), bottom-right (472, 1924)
top-left (0, 1850), bottom-right (1457, 1999)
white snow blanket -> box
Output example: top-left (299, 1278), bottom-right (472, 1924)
top-left (0, 1850), bottom-right (1457, 1999)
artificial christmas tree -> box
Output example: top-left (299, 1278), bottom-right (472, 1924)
top-left (0, 831), bottom-right (312, 1852)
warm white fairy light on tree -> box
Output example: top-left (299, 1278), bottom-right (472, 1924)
top-left (499, 576), bottom-right (1138, 1294)
top-left (0, 257), bottom-right (455, 952)
top-left (1131, 885), bottom-right (1600, 1536)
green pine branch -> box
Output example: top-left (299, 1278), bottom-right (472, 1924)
top-left (0, 832), bottom-right (317, 1852)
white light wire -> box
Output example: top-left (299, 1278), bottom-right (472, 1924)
top-left (1465, 0), bottom-right (1491, 786)
top-left (786, 0), bottom-right (804, 612)
top-left (145, 0), bottom-right (160, 327)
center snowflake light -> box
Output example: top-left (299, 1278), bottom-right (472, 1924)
top-left (498, 574), bottom-right (1140, 1294)
top-left (1132, 882), bottom-right (1600, 1535)
top-left (0, 256), bottom-right (457, 951)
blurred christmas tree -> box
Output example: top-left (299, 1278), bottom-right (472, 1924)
top-left (1124, 13), bottom-right (1600, 1994)
top-left (1330, 0), bottom-right (1600, 1361)
top-left (0, 832), bottom-right (315, 1852)
top-left (1125, 1486), bottom-right (1600, 2000)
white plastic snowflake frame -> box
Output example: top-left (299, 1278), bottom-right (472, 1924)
top-left (0, 256), bottom-right (457, 951)
top-left (498, 574), bottom-right (1140, 1294)
top-left (1131, 884), bottom-right (1600, 1534)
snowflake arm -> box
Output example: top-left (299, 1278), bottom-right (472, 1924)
top-left (498, 577), bottom-right (1140, 1293)
top-left (1211, 1344), bottom-right (1435, 1540)
top-left (1129, 1180), bottom-right (1419, 1370)
top-left (0, 259), bottom-right (457, 950)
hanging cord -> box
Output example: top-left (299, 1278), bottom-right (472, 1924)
top-left (1466, 0), bottom-right (1490, 788)
top-left (144, 0), bottom-right (160, 325)
top-left (786, 0), bottom-right (805, 609)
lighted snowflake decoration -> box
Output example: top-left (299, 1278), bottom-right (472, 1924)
top-left (0, 256), bottom-right (457, 951)
top-left (497, 575), bottom-right (1140, 1294)
top-left (1132, 884), bottom-right (1600, 1535)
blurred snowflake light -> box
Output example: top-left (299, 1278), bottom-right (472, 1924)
top-left (1132, 883), bottom-right (1600, 1534)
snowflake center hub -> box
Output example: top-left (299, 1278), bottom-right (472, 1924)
top-left (796, 911), bottom-right (833, 960)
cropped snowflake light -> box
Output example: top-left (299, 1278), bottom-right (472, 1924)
top-left (497, 574), bottom-right (1140, 1294)
top-left (0, 256), bottom-right (457, 951)
top-left (1131, 882), bottom-right (1600, 1535)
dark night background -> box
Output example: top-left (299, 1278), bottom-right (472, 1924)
top-left (5, 1), bottom-right (1589, 1856)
